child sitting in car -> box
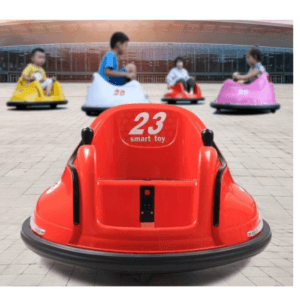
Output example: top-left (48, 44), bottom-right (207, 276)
top-left (166, 57), bottom-right (196, 94)
top-left (233, 47), bottom-right (265, 84)
top-left (98, 32), bottom-right (136, 86)
top-left (21, 48), bottom-right (56, 96)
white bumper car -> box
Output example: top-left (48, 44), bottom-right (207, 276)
top-left (82, 73), bottom-right (149, 116)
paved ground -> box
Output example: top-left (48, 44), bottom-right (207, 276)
top-left (0, 82), bottom-right (293, 286)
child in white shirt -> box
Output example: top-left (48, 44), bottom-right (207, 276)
top-left (166, 57), bottom-right (195, 94)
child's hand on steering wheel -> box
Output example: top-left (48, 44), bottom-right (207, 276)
top-left (233, 72), bottom-right (240, 80)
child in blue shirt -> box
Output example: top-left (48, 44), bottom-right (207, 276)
top-left (233, 47), bottom-right (266, 84)
top-left (99, 32), bottom-right (136, 85)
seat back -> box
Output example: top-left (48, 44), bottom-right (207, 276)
top-left (16, 76), bottom-right (26, 87)
top-left (249, 72), bottom-right (270, 89)
top-left (90, 104), bottom-right (206, 181)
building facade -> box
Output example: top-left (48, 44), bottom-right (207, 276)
top-left (0, 21), bottom-right (293, 83)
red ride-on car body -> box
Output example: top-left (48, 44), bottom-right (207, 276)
top-left (161, 82), bottom-right (205, 104)
top-left (21, 104), bottom-right (271, 273)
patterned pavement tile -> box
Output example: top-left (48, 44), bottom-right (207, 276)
top-left (0, 83), bottom-right (292, 286)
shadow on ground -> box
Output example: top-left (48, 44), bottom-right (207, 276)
top-left (7, 107), bottom-right (67, 112)
top-left (167, 102), bottom-right (206, 106)
top-left (213, 109), bottom-right (274, 116)
top-left (43, 258), bottom-right (250, 286)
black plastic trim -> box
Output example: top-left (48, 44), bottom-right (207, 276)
top-left (67, 127), bottom-right (94, 225)
top-left (201, 129), bottom-right (227, 227)
top-left (81, 106), bottom-right (109, 113)
top-left (202, 129), bottom-right (214, 147)
top-left (68, 142), bottom-right (82, 225)
top-left (212, 141), bottom-right (227, 227)
top-left (140, 186), bottom-right (155, 222)
top-left (162, 97), bottom-right (205, 102)
top-left (81, 127), bottom-right (94, 145)
top-left (21, 217), bottom-right (271, 273)
top-left (7, 100), bottom-right (68, 107)
top-left (210, 102), bottom-right (280, 112)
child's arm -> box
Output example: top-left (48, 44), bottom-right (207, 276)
top-left (234, 68), bottom-right (260, 81)
top-left (105, 68), bottom-right (135, 80)
top-left (22, 75), bottom-right (35, 81)
top-left (166, 69), bottom-right (176, 87)
top-left (22, 65), bottom-right (35, 82)
top-left (184, 69), bottom-right (190, 80)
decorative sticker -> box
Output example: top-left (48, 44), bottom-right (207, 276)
top-left (118, 110), bottom-right (178, 147)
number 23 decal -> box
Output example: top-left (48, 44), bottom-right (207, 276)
top-left (129, 112), bottom-right (167, 135)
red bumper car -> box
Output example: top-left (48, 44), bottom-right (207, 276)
top-left (161, 82), bottom-right (205, 104)
top-left (21, 104), bottom-right (271, 273)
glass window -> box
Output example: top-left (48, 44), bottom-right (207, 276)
top-left (208, 46), bottom-right (222, 73)
top-left (223, 46), bottom-right (236, 73)
top-left (153, 45), bottom-right (168, 73)
top-left (0, 43), bottom-right (293, 83)
top-left (0, 51), bottom-right (8, 71)
top-left (45, 47), bottom-right (57, 72)
top-left (86, 47), bottom-right (101, 72)
top-left (274, 51), bottom-right (283, 73)
top-left (127, 46), bottom-right (142, 72)
top-left (8, 50), bottom-right (25, 72)
top-left (236, 46), bottom-right (248, 73)
top-left (195, 45), bottom-right (209, 73)
top-left (268, 48), bottom-right (275, 73)
top-left (260, 49), bottom-right (268, 71)
top-left (141, 46), bottom-right (153, 73)
top-left (72, 46), bottom-right (86, 72)
top-left (284, 51), bottom-right (293, 73)
top-left (186, 46), bottom-right (195, 73)
top-left (57, 47), bottom-right (72, 72)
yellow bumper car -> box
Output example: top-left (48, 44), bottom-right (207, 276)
top-left (7, 78), bottom-right (68, 109)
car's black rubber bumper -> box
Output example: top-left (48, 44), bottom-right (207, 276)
top-left (7, 100), bottom-right (68, 107)
top-left (210, 102), bottom-right (280, 111)
top-left (81, 106), bottom-right (109, 113)
top-left (21, 217), bottom-right (271, 273)
top-left (162, 97), bottom-right (205, 102)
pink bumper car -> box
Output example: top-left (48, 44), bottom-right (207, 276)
top-left (210, 72), bottom-right (280, 113)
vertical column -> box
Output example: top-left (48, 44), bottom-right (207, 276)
top-left (207, 46), bottom-right (210, 74)
top-left (221, 46), bottom-right (224, 74)
top-left (85, 46), bottom-right (87, 73)
top-left (70, 49), bottom-right (73, 73)
top-left (7, 51), bottom-right (10, 72)
top-left (236, 47), bottom-right (239, 72)
top-left (282, 50), bottom-right (286, 83)
top-left (231, 49), bottom-right (233, 72)
top-left (283, 51), bottom-right (285, 81)
top-left (7, 51), bottom-right (10, 82)
top-left (266, 51), bottom-right (269, 74)
top-left (194, 46), bottom-right (197, 76)
top-left (24, 51), bottom-right (26, 70)
top-left (55, 47), bottom-right (57, 72)
top-left (166, 44), bottom-right (169, 74)
top-left (46, 51), bottom-right (48, 71)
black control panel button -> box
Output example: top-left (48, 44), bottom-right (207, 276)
top-left (140, 186), bottom-right (154, 222)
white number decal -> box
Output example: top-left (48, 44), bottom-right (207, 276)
top-left (114, 89), bottom-right (126, 96)
top-left (129, 112), bottom-right (167, 135)
top-left (128, 112), bottom-right (149, 135)
top-left (148, 112), bottom-right (167, 135)
top-left (238, 89), bottom-right (249, 95)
